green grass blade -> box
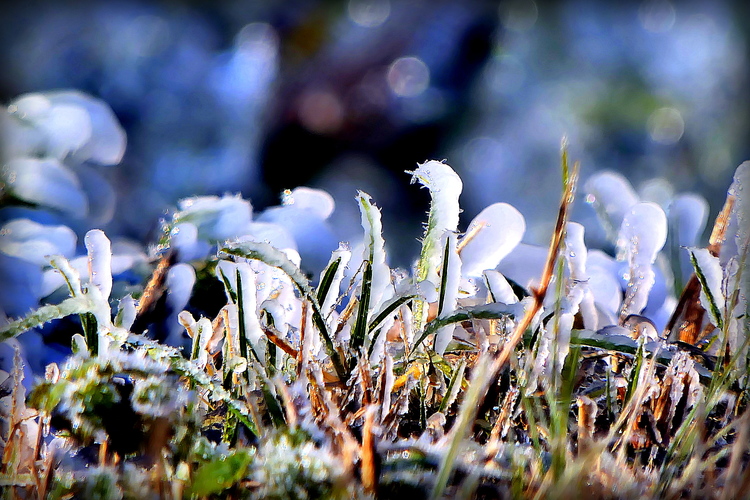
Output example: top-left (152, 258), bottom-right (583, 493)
top-left (438, 358), bottom-right (466, 413)
top-left (316, 256), bottom-right (342, 305)
top-left (350, 259), bottom-right (372, 356)
top-left (368, 294), bottom-right (417, 334)
top-left (366, 293), bottom-right (417, 359)
top-left (437, 236), bottom-right (451, 315)
top-left (624, 338), bottom-right (646, 406)
top-left (411, 302), bottom-right (524, 357)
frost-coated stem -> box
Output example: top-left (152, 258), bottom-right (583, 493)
top-left (410, 160), bottom-right (462, 335)
top-left (0, 296), bottom-right (93, 342)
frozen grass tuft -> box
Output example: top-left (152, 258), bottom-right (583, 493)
top-left (1, 92), bottom-right (750, 499)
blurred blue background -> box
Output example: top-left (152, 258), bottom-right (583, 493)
top-left (1, 0), bottom-right (748, 268)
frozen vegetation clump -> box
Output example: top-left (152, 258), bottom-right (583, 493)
top-left (1, 91), bottom-right (750, 499)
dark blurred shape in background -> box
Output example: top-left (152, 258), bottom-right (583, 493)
top-left (1, 0), bottom-right (748, 267)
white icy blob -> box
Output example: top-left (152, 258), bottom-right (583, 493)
top-left (563, 222), bottom-right (598, 328)
top-left (669, 193), bottom-right (709, 281)
top-left (357, 192), bottom-right (395, 361)
top-left (585, 171), bottom-right (639, 241)
top-left (357, 192), bottom-right (393, 314)
top-left (669, 193), bottom-right (708, 247)
top-left (216, 259), bottom-right (265, 358)
top-left (565, 222), bottom-right (588, 282)
top-left (729, 162), bottom-right (750, 256)
top-left (497, 243), bottom-right (548, 292)
top-left (36, 104), bottom-right (92, 159)
top-left (617, 202), bottom-right (668, 319)
top-left (12, 94), bottom-right (52, 121)
top-left (240, 222), bottom-right (297, 252)
top-left (7, 90), bottom-right (126, 165)
top-left (283, 186), bottom-right (335, 220)
top-left (0, 219), bottom-right (77, 266)
top-left (586, 251), bottom-right (622, 319)
top-left (484, 270), bottom-right (518, 304)
top-left (318, 243), bottom-right (352, 322)
top-left (617, 202), bottom-right (668, 266)
top-left (116, 295), bottom-right (137, 331)
top-left (164, 263), bottom-right (197, 347)
top-left (459, 202), bottom-right (525, 277)
top-left (40, 239), bottom-right (146, 298)
top-left (434, 232), bottom-right (462, 355)
top-left (410, 160), bottom-right (462, 235)
top-left (3, 157), bottom-right (88, 217)
top-left (687, 247), bottom-right (724, 328)
top-left (258, 188), bottom-right (337, 272)
top-left (44, 90), bottom-right (127, 165)
top-left (410, 160), bottom-right (462, 285)
top-left (176, 194), bottom-right (253, 241)
top-left (726, 162), bottom-right (750, 322)
top-left (85, 229), bottom-right (113, 301)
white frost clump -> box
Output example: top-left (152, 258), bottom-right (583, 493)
top-left (41, 237), bottom-right (147, 298)
top-left (174, 187), bottom-right (338, 272)
top-left (459, 202), bottom-right (525, 277)
top-left (410, 160), bottom-right (462, 285)
top-left (85, 229), bottom-right (113, 301)
top-left (258, 187), bottom-right (338, 272)
top-left (669, 193), bottom-right (709, 281)
top-left (484, 270), bottom-right (518, 305)
top-left (176, 194), bottom-right (253, 242)
top-left (0, 219), bottom-right (77, 266)
top-left (687, 248), bottom-right (724, 329)
top-left (726, 162), bottom-right (750, 331)
top-left (216, 260), bottom-right (266, 359)
top-left (357, 192), bottom-right (395, 361)
top-left (434, 232), bottom-right (462, 355)
top-left (0, 90), bottom-right (126, 221)
top-left (564, 222), bottom-right (597, 329)
top-left (164, 263), bottom-right (197, 348)
top-left (318, 244), bottom-right (352, 323)
top-left (585, 171), bottom-right (640, 241)
top-left (3, 90), bottom-right (126, 165)
top-left (617, 202), bottom-right (668, 320)
top-left (3, 158), bottom-right (88, 217)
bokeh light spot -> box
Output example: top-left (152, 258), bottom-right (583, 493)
top-left (387, 56), bottom-right (430, 97)
top-left (639, 0), bottom-right (676, 33)
top-left (499, 0), bottom-right (538, 32)
top-left (647, 107), bottom-right (684, 145)
top-left (348, 0), bottom-right (391, 28)
top-left (298, 89), bottom-right (345, 134)
top-left (236, 22), bottom-right (278, 57)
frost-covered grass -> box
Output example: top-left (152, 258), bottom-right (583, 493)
top-left (1, 91), bottom-right (750, 499)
